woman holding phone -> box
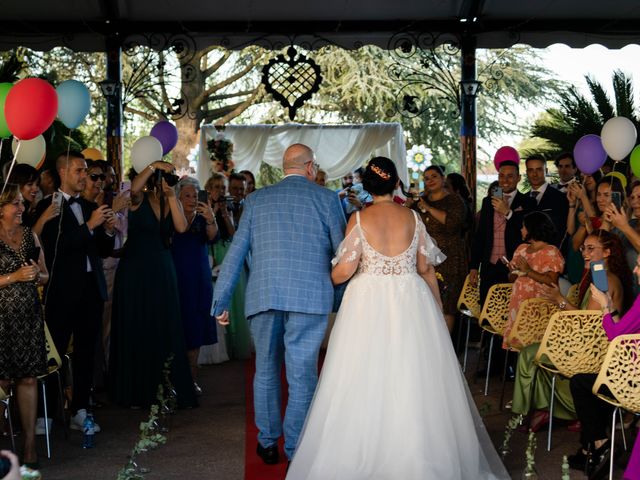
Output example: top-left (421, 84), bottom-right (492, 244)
top-left (171, 177), bottom-right (217, 394)
top-left (0, 184), bottom-right (48, 468)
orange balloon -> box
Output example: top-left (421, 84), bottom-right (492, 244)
top-left (82, 147), bottom-right (105, 161)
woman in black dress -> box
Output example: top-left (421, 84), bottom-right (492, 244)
top-left (0, 183), bottom-right (48, 467)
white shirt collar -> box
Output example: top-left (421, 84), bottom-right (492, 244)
top-left (530, 182), bottom-right (548, 195)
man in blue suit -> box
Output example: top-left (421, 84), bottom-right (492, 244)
top-left (213, 144), bottom-right (346, 464)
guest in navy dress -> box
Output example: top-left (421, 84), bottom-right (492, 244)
top-left (172, 177), bottom-right (218, 394)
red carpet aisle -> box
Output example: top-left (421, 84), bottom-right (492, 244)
top-left (244, 358), bottom-right (288, 480)
top-left (244, 353), bottom-right (327, 480)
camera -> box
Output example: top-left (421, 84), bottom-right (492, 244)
top-left (154, 169), bottom-right (179, 187)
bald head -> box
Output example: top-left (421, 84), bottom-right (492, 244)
top-left (283, 144), bottom-right (314, 170)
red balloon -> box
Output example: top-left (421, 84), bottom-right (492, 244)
top-left (4, 78), bottom-right (58, 140)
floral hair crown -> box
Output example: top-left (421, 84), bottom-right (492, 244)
top-left (371, 164), bottom-right (391, 180)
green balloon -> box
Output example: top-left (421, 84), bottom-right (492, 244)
top-left (0, 82), bottom-right (13, 139)
top-left (631, 145), bottom-right (640, 178)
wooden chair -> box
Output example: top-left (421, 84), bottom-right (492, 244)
top-left (591, 333), bottom-right (640, 480)
top-left (457, 273), bottom-right (481, 372)
top-left (534, 310), bottom-right (609, 451)
top-left (39, 323), bottom-right (68, 458)
top-left (477, 283), bottom-right (512, 395)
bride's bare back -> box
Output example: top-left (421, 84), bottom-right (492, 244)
top-left (356, 202), bottom-right (416, 257)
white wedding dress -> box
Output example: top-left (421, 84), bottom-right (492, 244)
top-left (286, 211), bottom-right (510, 480)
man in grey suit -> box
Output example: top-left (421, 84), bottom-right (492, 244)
top-left (213, 144), bottom-right (346, 464)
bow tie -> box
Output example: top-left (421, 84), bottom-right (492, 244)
top-left (66, 196), bottom-right (79, 205)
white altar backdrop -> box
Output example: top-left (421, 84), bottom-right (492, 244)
top-left (198, 123), bottom-right (407, 187)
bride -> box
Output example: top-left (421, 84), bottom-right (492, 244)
top-left (286, 157), bottom-right (509, 479)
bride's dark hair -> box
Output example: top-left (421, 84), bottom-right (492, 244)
top-left (363, 157), bottom-right (398, 196)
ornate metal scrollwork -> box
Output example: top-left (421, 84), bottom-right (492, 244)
top-left (388, 31), bottom-right (462, 119)
top-left (261, 46), bottom-right (322, 120)
top-left (121, 32), bottom-right (198, 121)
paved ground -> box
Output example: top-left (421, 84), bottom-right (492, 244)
top-left (1, 351), bottom-right (634, 479)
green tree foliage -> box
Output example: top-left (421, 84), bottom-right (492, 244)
top-left (529, 70), bottom-right (640, 159)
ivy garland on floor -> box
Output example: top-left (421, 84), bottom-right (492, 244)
top-left (116, 354), bottom-right (176, 480)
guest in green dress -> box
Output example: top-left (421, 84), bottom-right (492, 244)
top-left (510, 230), bottom-right (631, 430)
top-left (206, 173), bottom-right (251, 360)
top-left (109, 162), bottom-right (197, 409)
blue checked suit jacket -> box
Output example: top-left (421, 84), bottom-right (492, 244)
top-left (212, 175), bottom-right (346, 318)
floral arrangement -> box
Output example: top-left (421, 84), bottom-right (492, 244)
top-left (524, 430), bottom-right (538, 478)
top-left (207, 135), bottom-right (235, 175)
top-left (561, 454), bottom-right (570, 479)
top-left (116, 355), bottom-right (175, 480)
top-left (500, 413), bottom-right (524, 458)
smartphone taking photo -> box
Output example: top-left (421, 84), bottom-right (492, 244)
top-left (493, 186), bottom-right (503, 199)
top-left (590, 260), bottom-right (609, 292)
top-left (52, 191), bottom-right (63, 209)
top-left (197, 189), bottom-right (209, 204)
top-left (610, 191), bottom-right (622, 210)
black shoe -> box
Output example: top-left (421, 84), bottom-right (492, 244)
top-left (588, 440), bottom-right (620, 480)
top-left (568, 447), bottom-right (590, 472)
top-left (256, 443), bottom-right (279, 465)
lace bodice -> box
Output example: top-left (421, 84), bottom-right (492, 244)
top-left (332, 210), bottom-right (445, 276)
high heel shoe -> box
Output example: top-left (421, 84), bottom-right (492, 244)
top-left (529, 410), bottom-right (550, 433)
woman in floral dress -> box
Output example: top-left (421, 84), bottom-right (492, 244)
top-left (503, 211), bottom-right (564, 350)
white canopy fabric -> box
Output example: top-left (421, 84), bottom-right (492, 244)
top-left (197, 123), bottom-right (407, 186)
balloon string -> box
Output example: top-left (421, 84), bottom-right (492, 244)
top-left (1, 140), bottom-right (20, 196)
top-left (65, 129), bottom-right (73, 170)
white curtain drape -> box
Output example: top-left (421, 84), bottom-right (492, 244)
top-left (198, 123), bottom-right (407, 186)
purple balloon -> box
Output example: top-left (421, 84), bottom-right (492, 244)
top-left (573, 134), bottom-right (607, 175)
top-left (150, 121), bottom-right (178, 156)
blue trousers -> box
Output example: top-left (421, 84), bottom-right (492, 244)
top-left (249, 310), bottom-right (328, 459)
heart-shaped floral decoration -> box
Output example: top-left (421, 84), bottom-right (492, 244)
top-left (261, 46), bottom-right (323, 120)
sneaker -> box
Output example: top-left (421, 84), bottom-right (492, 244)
top-left (70, 409), bottom-right (101, 433)
top-left (34, 417), bottom-right (53, 436)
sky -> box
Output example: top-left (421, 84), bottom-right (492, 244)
top-left (479, 43), bottom-right (640, 172)
top-left (542, 43), bottom-right (640, 99)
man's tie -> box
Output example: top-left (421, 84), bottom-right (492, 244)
top-left (529, 190), bottom-right (539, 200)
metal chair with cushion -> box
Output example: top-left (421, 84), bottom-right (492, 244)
top-left (534, 310), bottom-right (609, 451)
top-left (477, 283), bottom-right (513, 395)
top-left (457, 273), bottom-right (482, 372)
top-left (591, 333), bottom-right (640, 480)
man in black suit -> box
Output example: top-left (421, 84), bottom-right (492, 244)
top-left (36, 151), bottom-right (115, 433)
top-left (551, 152), bottom-right (578, 194)
top-left (470, 160), bottom-right (536, 303)
top-left (526, 156), bottom-right (569, 248)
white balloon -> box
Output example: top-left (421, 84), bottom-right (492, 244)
top-left (601, 116), bottom-right (637, 161)
top-left (12, 135), bottom-right (46, 168)
top-left (130, 136), bottom-right (163, 173)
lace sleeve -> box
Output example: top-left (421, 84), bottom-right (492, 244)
top-left (331, 225), bottom-right (363, 267)
top-left (416, 221), bottom-right (446, 266)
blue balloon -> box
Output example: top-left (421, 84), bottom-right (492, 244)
top-left (56, 80), bottom-right (91, 129)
